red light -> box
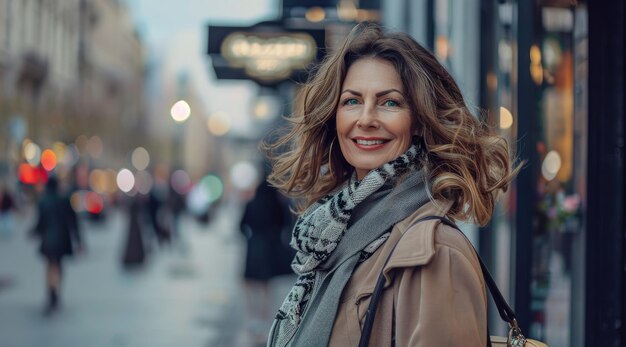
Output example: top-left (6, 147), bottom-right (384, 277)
top-left (18, 164), bottom-right (48, 185)
top-left (18, 163), bottom-right (36, 184)
top-left (85, 191), bottom-right (104, 214)
top-left (41, 149), bottom-right (57, 171)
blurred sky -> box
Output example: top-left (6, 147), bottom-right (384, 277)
top-left (125, 0), bottom-right (277, 51)
top-left (124, 0), bottom-right (280, 136)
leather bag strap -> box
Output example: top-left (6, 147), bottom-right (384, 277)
top-left (358, 215), bottom-right (518, 347)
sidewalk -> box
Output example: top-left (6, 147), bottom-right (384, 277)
top-left (0, 203), bottom-right (295, 347)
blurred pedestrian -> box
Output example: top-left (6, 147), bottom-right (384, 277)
top-left (264, 22), bottom-right (521, 346)
top-left (121, 196), bottom-right (146, 268)
top-left (239, 179), bottom-right (289, 344)
top-left (31, 176), bottom-right (83, 315)
top-left (167, 182), bottom-right (185, 242)
top-left (147, 183), bottom-right (171, 246)
top-left (0, 182), bottom-right (17, 237)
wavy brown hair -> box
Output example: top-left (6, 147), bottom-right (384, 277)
top-left (264, 22), bottom-right (521, 226)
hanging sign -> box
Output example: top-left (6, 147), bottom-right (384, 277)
top-left (207, 21), bottom-right (326, 85)
top-left (221, 32), bottom-right (317, 81)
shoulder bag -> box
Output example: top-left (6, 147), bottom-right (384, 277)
top-left (358, 215), bottom-right (548, 347)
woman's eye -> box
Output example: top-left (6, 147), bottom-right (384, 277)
top-left (343, 98), bottom-right (359, 106)
top-left (383, 100), bottom-right (400, 107)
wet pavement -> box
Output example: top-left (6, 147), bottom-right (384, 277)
top-left (0, 203), bottom-right (295, 347)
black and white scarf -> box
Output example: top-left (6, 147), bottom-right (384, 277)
top-left (270, 143), bottom-right (430, 346)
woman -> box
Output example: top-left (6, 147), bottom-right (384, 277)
top-left (32, 176), bottom-right (83, 315)
top-left (240, 179), bottom-right (290, 342)
top-left (265, 22), bottom-right (519, 346)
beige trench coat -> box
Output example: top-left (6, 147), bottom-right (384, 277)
top-left (328, 200), bottom-right (488, 346)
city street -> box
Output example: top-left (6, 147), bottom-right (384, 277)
top-left (0, 203), bottom-right (294, 347)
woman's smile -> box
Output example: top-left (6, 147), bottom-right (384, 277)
top-left (352, 137), bottom-right (391, 151)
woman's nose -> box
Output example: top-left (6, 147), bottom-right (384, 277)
top-left (356, 105), bottom-right (379, 128)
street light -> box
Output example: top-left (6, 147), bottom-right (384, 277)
top-left (170, 100), bottom-right (191, 123)
top-left (170, 99), bottom-right (190, 171)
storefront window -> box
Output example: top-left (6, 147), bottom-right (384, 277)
top-left (488, 2), bottom-right (587, 346)
top-left (490, 0), bottom-right (518, 336)
top-left (528, 4), bottom-right (587, 346)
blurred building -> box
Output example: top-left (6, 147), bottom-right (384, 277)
top-left (385, 0), bottom-right (624, 346)
top-left (78, 0), bottom-right (145, 165)
top-left (0, 0), bottom-right (145, 183)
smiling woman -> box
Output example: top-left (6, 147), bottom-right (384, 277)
top-left (263, 22), bottom-right (521, 347)
top-left (336, 58), bottom-right (414, 180)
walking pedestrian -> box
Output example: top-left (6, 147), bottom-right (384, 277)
top-left (240, 179), bottom-right (290, 343)
top-left (264, 22), bottom-right (521, 346)
top-left (0, 182), bottom-right (17, 237)
top-left (31, 176), bottom-right (83, 315)
top-left (121, 195), bottom-right (146, 268)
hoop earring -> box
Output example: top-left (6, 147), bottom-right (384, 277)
top-left (328, 137), bottom-right (337, 178)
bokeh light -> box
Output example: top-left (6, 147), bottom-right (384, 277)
top-left (70, 191), bottom-right (82, 213)
top-left (499, 107), bottom-right (514, 130)
top-left (116, 169), bottom-right (135, 193)
top-left (435, 36), bottom-right (450, 59)
top-left (530, 44), bottom-right (543, 85)
top-left (200, 174), bottom-right (224, 204)
top-left (23, 141), bottom-right (41, 166)
top-left (105, 169), bottom-right (119, 194)
top-left (541, 150), bottom-right (562, 181)
top-left (41, 149), bottom-right (58, 171)
top-left (207, 112), bottom-right (232, 136)
top-left (187, 185), bottom-right (210, 216)
top-left (86, 136), bottom-right (103, 158)
top-left (131, 147), bottom-right (150, 171)
top-left (70, 190), bottom-right (104, 214)
top-left (230, 161), bottom-right (258, 190)
top-left (171, 169), bottom-right (191, 194)
top-left (252, 99), bottom-right (270, 120)
top-left (187, 174), bottom-right (224, 216)
top-left (18, 163), bottom-right (47, 185)
top-left (251, 95), bottom-right (280, 121)
top-left (305, 7), bottom-right (325, 22)
top-left (486, 71), bottom-right (498, 91)
top-left (530, 44), bottom-right (542, 65)
top-left (53, 142), bottom-right (67, 162)
top-left (170, 100), bottom-right (191, 122)
top-left (89, 169), bottom-right (108, 194)
top-left (85, 191), bottom-right (104, 214)
top-left (337, 0), bottom-right (358, 21)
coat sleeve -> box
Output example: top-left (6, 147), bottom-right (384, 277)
top-left (393, 243), bottom-right (488, 346)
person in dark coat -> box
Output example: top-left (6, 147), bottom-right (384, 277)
top-left (239, 180), bottom-right (290, 342)
top-left (121, 195), bottom-right (146, 268)
top-left (32, 176), bottom-right (83, 315)
top-left (0, 182), bottom-right (17, 237)
top-left (147, 183), bottom-right (170, 246)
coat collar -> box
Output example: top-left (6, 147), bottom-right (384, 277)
top-left (352, 199), bottom-right (454, 302)
top-left (383, 199), bottom-right (454, 272)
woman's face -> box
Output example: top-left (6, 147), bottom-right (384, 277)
top-left (336, 58), bottom-right (414, 180)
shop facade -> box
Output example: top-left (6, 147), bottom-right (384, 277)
top-left (383, 0), bottom-right (624, 346)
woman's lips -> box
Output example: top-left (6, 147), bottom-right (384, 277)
top-left (352, 138), bottom-right (389, 151)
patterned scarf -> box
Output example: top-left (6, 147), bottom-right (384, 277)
top-left (275, 143), bottom-right (423, 327)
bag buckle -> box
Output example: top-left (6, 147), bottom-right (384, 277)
top-left (508, 319), bottom-right (527, 347)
